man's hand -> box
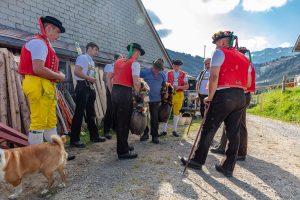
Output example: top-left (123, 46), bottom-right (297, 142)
top-left (88, 77), bottom-right (97, 84)
top-left (204, 96), bottom-right (212, 105)
top-left (57, 71), bottom-right (65, 82)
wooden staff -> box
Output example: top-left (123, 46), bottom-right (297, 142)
top-left (0, 52), bottom-right (8, 124)
top-left (183, 103), bottom-right (210, 174)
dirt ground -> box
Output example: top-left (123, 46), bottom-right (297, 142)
top-left (1, 114), bottom-right (300, 200)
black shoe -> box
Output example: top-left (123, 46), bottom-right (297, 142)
top-left (140, 132), bottom-right (149, 141)
top-left (70, 141), bottom-right (86, 148)
top-left (152, 137), bottom-right (159, 144)
top-left (215, 164), bottom-right (233, 177)
top-left (158, 132), bottom-right (167, 137)
top-left (172, 131), bottom-right (180, 137)
top-left (67, 155), bottom-right (76, 161)
top-left (180, 157), bottom-right (202, 170)
top-left (91, 137), bottom-right (106, 143)
top-left (129, 145), bottom-right (134, 151)
top-left (237, 156), bottom-right (246, 161)
top-left (210, 148), bottom-right (225, 155)
top-left (118, 152), bottom-right (138, 160)
top-left (104, 133), bottom-right (112, 140)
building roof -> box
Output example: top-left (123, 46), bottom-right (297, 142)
top-left (293, 35), bottom-right (300, 52)
top-left (0, 0), bottom-right (172, 67)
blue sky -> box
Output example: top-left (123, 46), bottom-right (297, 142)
top-left (142, 0), bottom-right (300, 56)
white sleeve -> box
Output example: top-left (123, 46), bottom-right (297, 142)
top-left (184, 74), bottom-right (188, 83)
top-left (131, 62), bottom-right (140, 76)
top-left (211, 49), bottom-right (225, 67)
top-left (25, 39), bottom-right (48, 61)
top-left (248, 65), bottom-right (252, 72)
top-left (75, 55), bottom-right (88, 69)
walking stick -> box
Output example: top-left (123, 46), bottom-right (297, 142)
top-left (183, 102), bottom-right (210, 174)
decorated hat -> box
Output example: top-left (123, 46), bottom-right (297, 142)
top-left (212, 31), bottom-right (234, 44)
top-left (238, 47), bottom-right (249, 55)
top-left (153, 58), bottom-right (164, 71)
top-left (172, 59), bottom-right (183, 66)
top-left (126, 43), bottom-right (145, 56)
top-left (40, 16), bottom-right (65, 33)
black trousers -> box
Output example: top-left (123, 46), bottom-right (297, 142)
top-left (193, 88), bottom-right (246, 171)
top-left (217, 92), bottom-right (251, 157)
top-left (112, 85), bottom-right (133, 155)
top-left (103, 87), bottom-right (113, 134)
top-left (199, 94), bottom-right (208, 118)
top-left (144, 102), bottom-right (160, 138)
top-left (70, 81), bottom-right (99, 143)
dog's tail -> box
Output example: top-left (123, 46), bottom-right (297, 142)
top-left (51, 135), bottom-right (66, 149)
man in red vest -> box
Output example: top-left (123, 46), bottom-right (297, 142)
top-left (19, 16), bottom-right (66, 145)
top-left (181, 31), bottom-right (252, 177)
top-left (210, 46), bottom-right (256, 161)
top-left (112, 43), bottom-right (145, 160)
top-left (160, 59), bottom-right (189, 137)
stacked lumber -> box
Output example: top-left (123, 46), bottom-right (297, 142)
top-left (0, 122), bottom-right (28, 148)
top-left (0, 48), bottom-right (30, 135)
top-left (70, 64), bottom-right (107, 123)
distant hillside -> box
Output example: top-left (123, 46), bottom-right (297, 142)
top-left (166, 49), bottom-right (204, 77)
top-left (252, 47), bottom-right (295, 64)
top-left (254, 54), bottom-right (300, 86)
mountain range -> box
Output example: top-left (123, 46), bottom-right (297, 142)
top-left (167, 47), bottom-right (299, 85)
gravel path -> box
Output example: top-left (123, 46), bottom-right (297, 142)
top-left (1, 114), bottom-right (300, 200)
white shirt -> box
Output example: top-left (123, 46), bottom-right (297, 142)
top-left (25, 39), bottom-right (49, 61)
top-left (104, 63), bottom-right (114, 73)
top-left (131, 62), bottom-right (140, 76)
top-left (74, 54), bottom-right (96, 80)
top-left (197, 70), bottom-right (209, 95)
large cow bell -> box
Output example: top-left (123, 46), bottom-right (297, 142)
top-left (158, 103), bottom-right (171, 122)
top-left (130, 110), bottom-right (147, 135)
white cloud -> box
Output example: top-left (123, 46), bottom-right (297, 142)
top-left (242, 0), bottom-right (288, 12)
top-left (239, 36), bottom-right (271, 51)
top-left (279, 42), bottom-right (291, 48)
top-left (185, 0), bottom-right (240, 15)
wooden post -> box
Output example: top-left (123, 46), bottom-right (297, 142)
top-left (282, 75), bottom-right (287, 93)
top-left (260, 94), bottom-right (263, 112)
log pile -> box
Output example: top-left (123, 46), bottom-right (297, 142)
top-left (0, 48), bottom-right (108, 147)
top-left (0, 48), bottom-right (30, 135)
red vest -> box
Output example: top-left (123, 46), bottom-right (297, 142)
top-left (246, 64), bottom-right (256, 92)
top-left (113, 57), bottom-right (136, 87)
top-left (218, 48), bottom-right (249, 90)
top-left (167, 70), bottom-right (186, 92)
top-left (19, 34), bottom-right (59, 79)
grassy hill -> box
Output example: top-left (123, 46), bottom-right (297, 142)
top-left (248, 87), bottom-right (300, 122)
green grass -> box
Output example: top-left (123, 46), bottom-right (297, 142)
top-left (248, 87), bottom-right (300, 123)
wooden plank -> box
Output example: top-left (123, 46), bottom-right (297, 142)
top-left (0, 52), bottom-right (8, 125)
top-left (0, 48), bottom-right (17, 129)
top-left (70, 64), bottom-right (77, 89)
top-left (94, 84), bottom-right (102, 120)
top-left (98, 68), bottom-right (107, 113)
top-left (8, 53), bottom-right (22, 132)
top-left (15, 67), bottom-right (30, 134)
top-left (0, 122), bottom-right (28, 140)
top-left (94, 70), bottom-right (104, 120)
top-left (0, 130), bottom-right (28, 146)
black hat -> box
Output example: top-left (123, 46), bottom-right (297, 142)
top-left (127, 43), bottom-right (145, 56)
top-left (212, 31), bottom-right (234, 44)
top-left (172, 59), bottom-right (183, 66)
top-left (238, 47), bottom-right (249, 55)
top-left (153, 58), bottom-right (164, 71)
top-left (41, 16), bottom-right (65, 33)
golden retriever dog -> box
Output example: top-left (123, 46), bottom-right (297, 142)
top-left (0, 135), bottom-right (68, 199)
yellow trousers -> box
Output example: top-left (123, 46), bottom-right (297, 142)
top-left (22, 75), bottom-right (57, 130)
top-left (172, 91), bottom-right (184, 116)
